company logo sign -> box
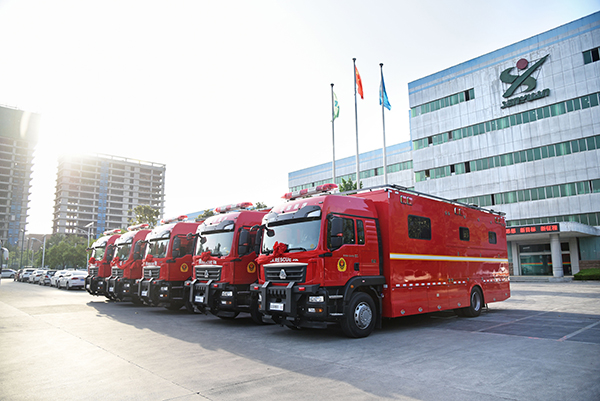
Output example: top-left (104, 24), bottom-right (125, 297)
top-left (500, 55), bottom-right (550, 109)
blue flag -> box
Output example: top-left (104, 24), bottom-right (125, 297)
top-left (379, 75), bottom-right (391, 110)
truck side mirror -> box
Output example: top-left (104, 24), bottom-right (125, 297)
top-left (254, 229), bottom-right (263, 255)
top-left (172, 236), bottom-right (181, 258)
top-left (238, 229), bottom-right (250, 256)
top-left (330, 216), bottom-right (344, 250)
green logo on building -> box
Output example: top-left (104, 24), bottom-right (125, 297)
top-left (500, 55), bottom-right (550, 108)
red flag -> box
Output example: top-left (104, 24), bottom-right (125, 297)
top-left (355, 66), bottom-right (364, 99)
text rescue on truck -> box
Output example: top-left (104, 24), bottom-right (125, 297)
top-left (138, 215), bottom-right (200, 311)
top-left (187, 202), bottom-right (268, 322)
top-left (106, 223), bottom-right (151, 303)
top-left (250, 184), bottom-right (510, 338)
top-left (86, 229), bottom-right (121, 296)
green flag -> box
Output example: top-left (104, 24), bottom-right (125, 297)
top-left (333, 92), bottom-right (340, 120)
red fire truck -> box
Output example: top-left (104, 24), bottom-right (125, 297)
top-left (187, 203), bottom-right (268, 322)
top-left (251, 184), bottom-right (510, 338)
top-left (86, 229), bottom-right (122, 296)
top-left (107, 223), bottom-right (151, 303)
top-left (138, 216), bottom-right (200, 311)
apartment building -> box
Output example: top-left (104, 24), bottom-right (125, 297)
top-left (52, 154), bottom-right (166, 238)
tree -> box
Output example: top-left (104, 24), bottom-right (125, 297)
top-left (130, 205), bottom-right (160, 228)
top-left (44, 235), bottom-right (87, 269)
top-left (339, 178), bottom-right (363, 192)
top-left (254, 201), bottom-right (267, 209)
top-left (199, 209), bottom-right (215, 219)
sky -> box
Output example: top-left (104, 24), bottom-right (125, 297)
top-left (0, 0), bottom-right (598, 234)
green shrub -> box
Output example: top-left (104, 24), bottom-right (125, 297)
top-left (573, 268), bottom-right (600, 281)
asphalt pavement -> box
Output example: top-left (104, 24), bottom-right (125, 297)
top-left (1, 278), bottom-right (599, 401)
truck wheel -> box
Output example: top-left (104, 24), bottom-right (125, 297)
top-left (341, 292), bottom-right (376, 338)
top-left (464, 287), bottom-right (483, 317)
top-left (250, 300), bottom-right (266, 325)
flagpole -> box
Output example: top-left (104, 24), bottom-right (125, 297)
top-left (330, 83), bottom-right (336, 185)
top-left (380, 63), bottom-right (388, 185)
top-left (353, 58), bottom-right (360, 189)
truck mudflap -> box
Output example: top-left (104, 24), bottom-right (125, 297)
top-left (85, 275), bottom-right (108, 296)
top-left (252, 276), bottom-right (386, 329)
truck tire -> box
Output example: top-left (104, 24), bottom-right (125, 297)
top-left (341, 292), bottom-right (376, 338)
top-left (463, 287), bottom-right (483, 317)
top-left (250, 300), bottom-right (266, 325)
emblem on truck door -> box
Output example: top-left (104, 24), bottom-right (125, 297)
top-left (279, 269), bottom-right (287, 280)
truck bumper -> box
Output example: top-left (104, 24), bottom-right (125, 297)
top-left (190, 280), bottom-right (250, 318)
top-left (250, 281), bottom-right (329, 328)
top-left (140, 279), bottom-right (188, 308)
top-left (109, 277), bottom-right (140, 302)
top-left (85, 276), bottom-right (108, 296)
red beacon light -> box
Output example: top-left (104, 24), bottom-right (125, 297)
top-left (127, 223), bottom-right (150, 231)
top-left (102, 228), bottom-right (121, 236)
top-left (282, 183), bottom-right (338, 200)
top-left (161, 215), bottom-right (188, 225)
top-left (214, 202), bottom-right (253, 214)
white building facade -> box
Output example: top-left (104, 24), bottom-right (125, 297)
top-left (288, 12), bottom-right (600, 276)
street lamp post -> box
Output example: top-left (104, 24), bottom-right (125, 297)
top-left (19, 229), bottom-right (25, 269)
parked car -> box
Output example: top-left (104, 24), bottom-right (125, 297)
top-left (1, 269), bottom-right (17, 278)
top-left (51, 270), bottom-right (69, 287)
top-left (20, 268), bottom-right (35, 282)
top-left (58, 271), bottom-right (87, 290)
top-left (39, 270), bottom-right (56, 286)
top-left (14, 269), bottom-right (23, 281)
top-left (29, 269), bottom-right (45, 284)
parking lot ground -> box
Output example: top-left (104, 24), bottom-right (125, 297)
top-left (1, 279), bottom-right (599, 401)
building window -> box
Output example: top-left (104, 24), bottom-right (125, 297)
top-left (411, 88), bottom-right (475, 118)
top-left (583, 47), bottom-right (600, 64)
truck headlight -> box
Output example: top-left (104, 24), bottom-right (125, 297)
top-left (308, 295), bottom-right (324, 303)
top-left (124, 283), bottom-right (130, 288)
top-left (221, 291), bottom-right (233, 297)
top-left (160, 286), bottom-right (169, 292)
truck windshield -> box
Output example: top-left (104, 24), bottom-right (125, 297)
top-left (196, 231), bottom-right (234, 257)
top-left (115, 243), bottom-right (132, 260)
top-left (92, 246), bottom-right (106, 260)
top-left (262, 219), bottom-right (321, 254)
top-left (147, 238), bottom-right (169, 259)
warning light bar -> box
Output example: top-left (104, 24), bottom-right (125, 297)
top-left (214, 202), bottom-right (253, 214)
top-left (127, 223), bottom-right (150, 231)
top-left (160, 215), bottom-right (188, 225)
top-left (103, 229), bottom-right (121, 236)
top-left (282, 183), bottom-right (338, 200)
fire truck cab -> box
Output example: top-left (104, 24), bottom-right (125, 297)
top-left (188, 203), bottom-right (267, 322)
top-left (251, 184), bottom-right (510, 338)
top-left (107, 224), bottom-right (151, 303)
top-left (86, 229), bottom-right (121, 296)
top-left (138, 216), bottom-right (199, 311)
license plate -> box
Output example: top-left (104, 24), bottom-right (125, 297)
top-left (270, 302), bottom-right (284, 311)
top-left (141, 290), bottom-right (148, 297)
top-left (108, 287), bottom-right (114, 292)
top-left (194, 295), bottom-right (204, 303)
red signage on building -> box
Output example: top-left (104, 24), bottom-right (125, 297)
top-left (506, 224), bottom-right (560, 235)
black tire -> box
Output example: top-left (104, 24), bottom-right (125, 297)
top-left (463, 287), bottom-right (483, 317)
top-left (341, 292), bottom-right (376, 338)
top-left (250, 300), bottom-right (266, 325)
top-left (217, 312), bottom-right (240, 320)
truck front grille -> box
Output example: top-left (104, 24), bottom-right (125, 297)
top-left (111, 268), bottom-right (123, 278)
top-left (144, 267), bottom-right (160, 279)
top-left (264, 263), bottom-right (307, 283)
top-left (89, 267), bottom-right (98, 276)
top-left (194, 265), bottom-right (222, 281)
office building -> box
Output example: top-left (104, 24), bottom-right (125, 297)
top-left (288, 12), bottom-right (600, 276)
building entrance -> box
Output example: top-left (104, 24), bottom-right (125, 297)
top-left (519, 243), bottom-right (571, 275)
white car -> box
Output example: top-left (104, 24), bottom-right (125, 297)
top-left (20, 268), bottom-right (35, 282)
top-left (58, 271), bottom-right (87, 290)
top-left (29, 269), bottom-right (45, 284)
top-left (51, 270), bottom-right (69, 287)
top-left (1, 269), bottom-right (17, 278)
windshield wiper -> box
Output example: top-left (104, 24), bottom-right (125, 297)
top-left (286, 247), bottom-right (307, 252)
